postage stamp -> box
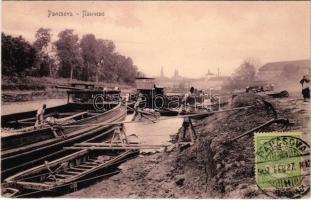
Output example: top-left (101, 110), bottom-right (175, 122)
top-left (255, 132), bottom-right (310, 198)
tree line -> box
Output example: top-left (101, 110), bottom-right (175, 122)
top-left (2, 28), bottom-right (143, 84)
top-left (222, 58), bottom-right (259, 90)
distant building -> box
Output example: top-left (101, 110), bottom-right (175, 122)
top-left (135, 77), bottom-right (156, 90)
top-left (205, 69), bottom-right (215, 80)
top-left (258, 59), bottom-right (310, 81)
top-left (190, 69), bottom-right (229, 90)
top-left (155, 67), bottom-right (229, 91)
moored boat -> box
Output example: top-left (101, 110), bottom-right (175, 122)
top-left (3, 148), bottom-right (139, 197)
top-left (1, 89), bottom-right (126, 179)
top-left (155, 108), bottom-right (179, 116)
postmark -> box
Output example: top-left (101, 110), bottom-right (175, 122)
top-left (255, 132), bottom-right (310, 198)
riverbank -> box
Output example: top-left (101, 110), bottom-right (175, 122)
top-left (64, 93), bottom-right (310, 198)
top-left (1, 76), bottom-right (135, 103)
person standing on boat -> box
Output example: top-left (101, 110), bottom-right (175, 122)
top-left (300, 75), bottom-right (310, 102)
top-left (34, 104), bottom-right (47, 128)
top-left (180, 86), bottom-right (196, 112)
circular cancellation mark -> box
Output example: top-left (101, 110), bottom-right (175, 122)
top-left (255, 132), bottom-right (310, 198)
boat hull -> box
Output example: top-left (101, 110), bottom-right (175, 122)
top-left (4, 149), bottom-right (139, 197)
top-left (1, 103), bottom-right (127, 179)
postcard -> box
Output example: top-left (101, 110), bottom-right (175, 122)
top-left (1, 1), bottom-right (310, 199)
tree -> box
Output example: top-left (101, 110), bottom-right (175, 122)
top-left (33, 28), bottom-right (52, 77)
top-left (223, 58), bottom-right (258, 90)
top-left (117, 56), bottom-right (137, 83)
top-left (233, 60), bottom-right (257, 82)
top-left (95, 39), bottom-right (116, 82)
top-left (33, 28), bottom-right (51, 52)
top-left (80, 34), bottom-right (98, 81)
top-left (54, 29), bottom-right (81, 79)
top-left (136, 70), bottom-right (145, 78)
top-left (2, 33), bottom-right (37, 76)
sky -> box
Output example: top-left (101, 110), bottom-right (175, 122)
top-left (2, 1), bottom-right (310, 78)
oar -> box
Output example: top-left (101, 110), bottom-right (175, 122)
top-left (225, 118), bottom-right (290, 144)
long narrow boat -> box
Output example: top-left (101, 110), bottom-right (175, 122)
top-left (155, 108), bottom-right (179, 116)
top-left (1, 90), bottom-right (126, 178)
top-left (3, 148), bottom-right (139, 196)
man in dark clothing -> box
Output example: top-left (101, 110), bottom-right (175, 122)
top-left (300, 75), bottom-right (310, 102)
top-left (132, 93), bottom-right (143, 121)
top-left (178, 87), bottom-right (197, 143)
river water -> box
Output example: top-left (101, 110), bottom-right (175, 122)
top-left (125, 114), bottom-right (182, 146)
top-left (1, 99), bottom-right (183, 146)
top-left (1, 99), bottom-right (68, 115)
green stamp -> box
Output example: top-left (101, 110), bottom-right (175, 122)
top-left (255, 132), bottom-right (310, 198)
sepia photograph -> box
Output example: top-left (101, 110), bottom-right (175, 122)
top-left (1, 1), bottom-right (310, 199)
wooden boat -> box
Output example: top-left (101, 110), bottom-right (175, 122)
top-left (4, 148), bottom-right (139, 195)
top-left (266, 90), bottom-right (289, 98)
top-left (131, 108), bottom-right (160, 122)
top-left (1, 90), bottom-right (126, 178)
top-left (178, 108), bottom-right (217, 120)
top-left (155, 108), bottom-right (179, 116)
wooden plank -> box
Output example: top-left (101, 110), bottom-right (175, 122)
top-left (78, 165), bottom-right (94, 169)
top-left (84, 162), bottom-right (98, 165)
top-left (55, 174), bottom-right (70, 179)
top-left (16, 181), bottom-right (52, 191)
top-left (81, 127), bottom-right (119, 143)
top-left (57, 111), bottom-right (89, 122)
top-left (74, 145), bottom-right (165, 148)
top-left (63, 171), bottom-right (81, 175)
top-left (70, 167), bottom-right (86, 172)
top-left (64, 146), bottom-right (161, 150)
top-left (74, 143), bottom-right (168, 147)
top-left (16, 112), bottom-right (56, 123)
top-left (16, 121), bottom-right (35, 126)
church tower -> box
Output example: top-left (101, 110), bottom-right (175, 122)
top-left (174, 69), bottom-right (179, 77)
top-left (160, 67), bottom-right (164, 78)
